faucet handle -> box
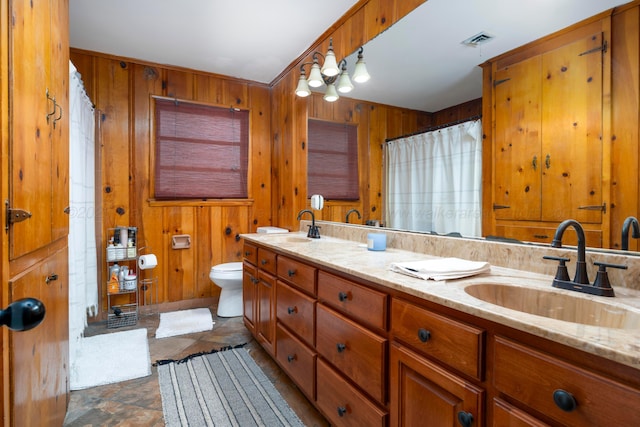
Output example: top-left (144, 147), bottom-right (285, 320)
top-left (543, 255), bottom-right (571, 282)
top-left (592, 261), bottom-right (627, 297)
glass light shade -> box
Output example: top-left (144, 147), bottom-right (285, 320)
top-left (321, 50), bottom-right (340, 77)
top-left (308, 63), bottom-right (324, 88)
top-left (295, 75), bottom-right (311, 97)
top-left (336, 71), bottom-right (354, 94)
top-left (353, 58), bottom-right (370, 83)
top-left (323, 84), bottom-right (339, 102)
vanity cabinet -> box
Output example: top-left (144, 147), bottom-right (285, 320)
top-left (493, 336), bottom-right (640, 426)
top-left (390, 297), bottom-right (485, 427)
top-left (243, 245), bottom-right (277, 356)
top-left (484, 18), bottom-right (610, 246)
top-left (243, 240), bottom-right (640, 426)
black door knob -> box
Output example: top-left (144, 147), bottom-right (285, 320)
top-left (0, 298), bottom-right (46, 331)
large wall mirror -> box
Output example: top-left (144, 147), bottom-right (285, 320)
top-left (338, 0), bottom-right (636, 253)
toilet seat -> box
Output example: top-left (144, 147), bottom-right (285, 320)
top-left (211, 262), bottom-right (242, 274)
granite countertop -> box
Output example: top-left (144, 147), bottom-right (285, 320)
top-left (243, 231), bottom-right (640, 371)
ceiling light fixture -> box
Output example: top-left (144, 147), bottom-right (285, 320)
top-left (295, 38), bottom-right (370, 102)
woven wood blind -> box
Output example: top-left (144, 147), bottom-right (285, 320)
top-left (307, 119), bottom-right (359, 200)
top-left (154, 99), bottom-right (249, 199)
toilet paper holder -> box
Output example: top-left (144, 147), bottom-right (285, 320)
top-left (172, 234), bottom-right (191, 249)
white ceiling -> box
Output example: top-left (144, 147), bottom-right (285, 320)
top-left (69, 0), bottom-right (631, 112)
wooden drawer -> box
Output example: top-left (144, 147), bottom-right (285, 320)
top-left (493, 336), bottom-right (640, 426)
top-left (276, 323), bottom-right (316, 401)
top-left (257, 247), bottom-right (277, 275)
top-left (316, 358), bottom-right (387, 427)
top-left (276, 281), bottom-right (315, 346)
top-left (391, 298), bottom-right (484, 380)
top-left (492, 398), bottom-right (550, 427)
top-left (318, 270), bottom-right (387, 331)
top-left (243, 242), bottom-right (257, 266)
top-left (316, 304), bottom-right (386, 403)
top-left (277, 255), bottom-right (316, 295)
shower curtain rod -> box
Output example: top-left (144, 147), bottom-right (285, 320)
top-left (384, 114), bottom-right (482, 144)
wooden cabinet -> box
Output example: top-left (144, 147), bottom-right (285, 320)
top-left (9, 249), bottom-right (69, 427)
top-left (389, 343), bottom-right (484, 427)
top-left (2, 0), bottom-right (70, 424)
top-left (243, 244), bottom-right (276, 355)
top-left (243, 241), bottom-right (640, 427)
top-left (485, 18), bottom-right (610, 246)
top-left (493, 336), bottom-right (640, 426)
top-left (9, 0), bottom-right (70, 258)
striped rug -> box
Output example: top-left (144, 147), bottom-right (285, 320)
top-left (157, 347), bottom-right (304, 427)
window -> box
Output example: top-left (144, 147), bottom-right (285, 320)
top-left (307, 119), bottom-right (359, 200)
top-left (154, 98), bottom-right (249, 199)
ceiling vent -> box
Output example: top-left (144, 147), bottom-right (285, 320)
top-left (461, 32), bottom-right (495, 47)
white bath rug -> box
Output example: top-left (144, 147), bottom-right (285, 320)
top-left (70, 328), bottom-right (151, 390)
top-left (155, 308), bottom-right (215, 339)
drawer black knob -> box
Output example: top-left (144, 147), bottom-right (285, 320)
top-left (287, 354), bottom-right (296, 363)
top-left (337, 406), bottom-right (347, 417)
top-left (553, 389), bottom-right (577, 412)
top-left (287, 269), bottom-right (296, 277)
top-left (338, 291), bottom-right (348, 302)
top-left (287, 306), bottom-right (297, 315)
top-left (336, 343), bottom-right (346, 353)
top-left (457, 411), bottom-right (474, 427)
top-left (418, 328), bottom-right (431, 343)
top-left (261, 259), bottom-right (268, 265)
top-left (244, 251), bottom-right (251, 256)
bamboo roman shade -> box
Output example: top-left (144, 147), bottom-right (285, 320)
top-left (307, 119), bottom-right (359, 200)
top-left (154, 99), bottom-right (249, 199)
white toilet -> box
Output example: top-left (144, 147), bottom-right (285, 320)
top-left (209, 262), bottom-right (243, 317)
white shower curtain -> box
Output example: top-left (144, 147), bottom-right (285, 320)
top-left (68, 61), bottom-right (97, 351)
top-left (384, 119), bottom-right (482, 237)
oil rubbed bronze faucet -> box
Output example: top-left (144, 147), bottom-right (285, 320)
top-left (544, 219), bottom-right (626, 297)
top-left (621, 216), bottom-right (640, 250)
top-left (297, 209), bottom-right (320, 238)
top-left (345, 209), bottom-right (361, 223)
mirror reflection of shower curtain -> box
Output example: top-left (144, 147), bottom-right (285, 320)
top-left (384, 119), bottom-right (482, 237)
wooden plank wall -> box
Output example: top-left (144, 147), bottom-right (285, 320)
top-left (70, 0), bottom-right (489, 312)
top-left (70, 51), bottom-right (273, 313)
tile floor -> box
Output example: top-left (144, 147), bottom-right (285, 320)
top-left (63, 305), bottom-right (329, 426)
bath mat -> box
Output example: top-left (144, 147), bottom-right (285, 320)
top-left (155, 308), bottom-right (215, 339)
top-left (158, 347), bottom-right (304, 427)
top-left (70, 328), bottom-right (151, 390)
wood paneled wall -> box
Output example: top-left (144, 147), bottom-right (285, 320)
top-left (70, 0), bottom-right (486, 313)
top-left (70, 52), bottom-right (274, 312)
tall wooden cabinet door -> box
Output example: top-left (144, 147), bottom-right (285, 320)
top-left (493, 55), bottom-right (542, 221)
top-left (257, 270), bottom-right (275, 356)
top-left (242, 263), bottom-right (257, 334)
top-left (390, 343), bottom-right (484, 427)
top-left (10, 249), bottom-right (69, 427)
top-left (9, 0), bottom-right (54, 258)
top-left (541, 32), bottom-right (604, 223)
top-left (49, 0), bottom-right (70, 241)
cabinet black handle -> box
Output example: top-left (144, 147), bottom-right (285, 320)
top-left (244, 251), bottom-right (251, 256)
top-left (338, 291), bottom-right (348, 302)
top-left (457, 411), bottom-right (474, 427)
top-left (287, 269), bottom-right (296, 277)
top-left (287, 354), bottom-right (296, 363)
top-left (261, 259), bottom-right (268, 265)
top-left (418, 328), bottom-right (431, 343)
top-left (553, 389), bottom-right (577, 412)
top-left (336, 343), bottom-right (346, 353)
top-left (45, 274), bottom-right (58, 284)
top-left (287, 306), bottom-right (297, 315)
top-left (337, 406), bottom-right (347, 417)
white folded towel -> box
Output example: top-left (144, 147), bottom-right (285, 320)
top-left (389, 257), bottom-right (491, 281)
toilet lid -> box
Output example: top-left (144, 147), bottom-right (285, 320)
top-left (212, 262), bottom-right (243, 273)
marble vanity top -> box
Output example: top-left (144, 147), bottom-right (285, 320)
top-left (243, 229), bottom-right (640, 371)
